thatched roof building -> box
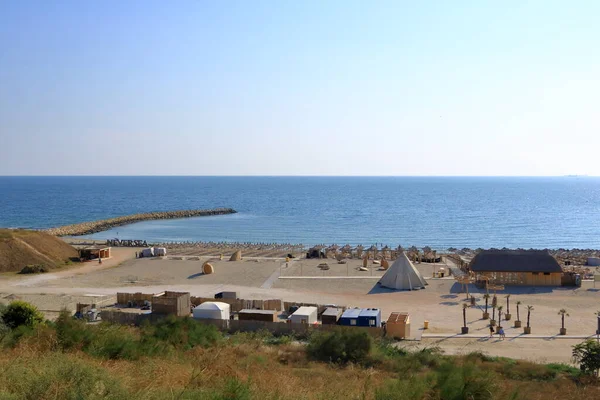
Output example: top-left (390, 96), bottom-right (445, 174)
top-left (470, 250), bottom-right (562, 286)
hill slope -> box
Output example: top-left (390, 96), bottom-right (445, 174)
top-left (0, 229), bottom-right (79, 272)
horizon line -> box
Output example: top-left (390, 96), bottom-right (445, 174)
top-left (0, 174), bottom-right (596, 178)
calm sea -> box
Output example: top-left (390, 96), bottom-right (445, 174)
top-left (0, 176), bottom-right (599, 249)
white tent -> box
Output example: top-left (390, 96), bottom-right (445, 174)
top-left (378, 252), bottom-right (427, 290)
top-left (141, 247), bottom-right (154, 257)
top-left (192, 302), bottom-right (230, 320)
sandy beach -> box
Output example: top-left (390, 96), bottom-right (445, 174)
top-left (2, 245), bottom-right (600, 364)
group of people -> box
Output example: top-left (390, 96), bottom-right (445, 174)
top-left (490, 324), bottom-right (506, 340)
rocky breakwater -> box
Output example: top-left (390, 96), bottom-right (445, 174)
top-left (45, 208), bottom-right (237, 236)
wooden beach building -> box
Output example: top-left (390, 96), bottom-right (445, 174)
top-left (470, 250), bottom-right (562, 286)
top-left (78, 245), bottom-right (111, 260)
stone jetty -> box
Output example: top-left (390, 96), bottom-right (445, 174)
top-left (45, 208), bottom-right (237, 237)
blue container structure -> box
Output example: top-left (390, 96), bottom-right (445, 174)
top-left (338, 308), bottom-right (382, 327)
top-left (358, 308), bottom-right (382, 327)
top-left (338, 308), bottom-right (362, 326)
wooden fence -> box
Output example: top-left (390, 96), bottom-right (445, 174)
top-left (99, 310), bottom-right (383, 337)
top-left (190, 297), bottom-right (284, 312)
top-left (116, 292), bottom-right (154, 306)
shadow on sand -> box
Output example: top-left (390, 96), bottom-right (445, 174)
top-left (440, 294), bottom-right (458, 299)
top-left (450, 282), bottom-right (563, 295)
top-left (187, 272), bottom-right (205, 279)
top-left (367, 283), bottom-right (427, 295)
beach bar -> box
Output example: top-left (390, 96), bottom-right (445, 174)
top-left (78, 245), bottom-right (111, 260)
top-left (470, 250), bottom-right (563, 286)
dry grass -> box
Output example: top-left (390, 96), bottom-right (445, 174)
top-left (2, 325), bottom-right (600, 400)
top-left (0, 229), bottom-right (78, 272)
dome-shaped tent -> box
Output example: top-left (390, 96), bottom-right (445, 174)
top-left (192, 302), bottom-right (230, 320)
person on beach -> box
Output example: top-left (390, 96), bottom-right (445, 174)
top-left (489, 325), bottom-right (494, 338)
top-left (499, 327), bottom-right (506, 340)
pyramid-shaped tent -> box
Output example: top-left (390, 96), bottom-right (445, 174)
top-left (379, 252), bottom-right (427, 290)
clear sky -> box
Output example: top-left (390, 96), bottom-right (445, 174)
top-left (0, 1), bottom-right (598, 176)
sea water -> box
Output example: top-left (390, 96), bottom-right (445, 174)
top-left (1, 176), bottom-right (599, 249)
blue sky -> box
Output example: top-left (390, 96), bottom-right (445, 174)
top-left (0, 1), bottom-right (598, 176)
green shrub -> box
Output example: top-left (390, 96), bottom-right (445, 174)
top-left (264, 334), bottom-right (293, 346)
top-left (375, 376), bottom-right (431, 400)
top-left (500, 362), bottom-right (557, 381)
top-left (55, 309), bottom-right (93, 350)
top-left (142, 316), bottom-right (221, 350)
top-left (546, 363), bottom-right (580, 377)
top-left (85, 324), bottom-right (141, 360)
top-left (1, 300), bottom-right (44, 329)
top-left (307, 328), bottom-right (372, 364)
top-left (572, 339), bottom-right (600, 376)
top-left (0, 353), bottom-right (128, 399)
top-left (435, 362), bottom-right (497, 400)
top-left (19, 264), bottom-right (48, 274)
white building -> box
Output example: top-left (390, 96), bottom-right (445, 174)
top-left (192, 302), bottom-right (230, 320)
top-left (289, 306), bottom-right (318, 324)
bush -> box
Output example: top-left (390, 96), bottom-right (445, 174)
top-left (55, 309), bottom-right (93, 350)
top-left (572, 339), bottom-right (600, 376)
top-left (375, 376), bottom-right (431, 400)
top-left (546, 363), bottom-right (580, 378)
top-left (500, 362), bottom-right (557, 381)
top-left (142, 316), bottom-right (221, 350)
top-left (435, 362), bottom-right (497, 400)
top-left (307, 328), bottom-right (372, 364)
top-left (85, 324), bottom-right (141, 360)
top-left (19, 264), bottom-right (48, 274)
top-left (0, 353), bottom-right (128, 399)
top-left (1, 300), bottom-right (44, 329)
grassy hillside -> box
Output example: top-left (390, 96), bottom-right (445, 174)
top-left (0, 229), bottom-right (79, 272)
top-left (0, 307), bottom-right (597, 400)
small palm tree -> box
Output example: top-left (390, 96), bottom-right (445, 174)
top-left (516, 301), bottom-right (522, 321)
top-left (505, 294), bottom-right (511, 315)
top-left (526, 305), bottom-right (534, 328)
top-left (463, 303), bottom-right (468, 328)
top-left (559, 309), bottom-right (569, 330)
top-left (497, 305), bottom-right (503, 328)
top-left (483, 294), bottom-right (490, 314)
top-left (492, 304), bottom-right (497, 321)
top-left (492, 294), bottom-right (498, 307)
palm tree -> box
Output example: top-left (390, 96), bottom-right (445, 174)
top-left (514, 301), bottom-right (522, 328)
top-left (462, 303), bottom-right (469, 334)
top-left (505, 294), bottom-right (511, 314)
top-left (497, 305), bottom-right (503, 329)
top-left (559, 309), bottom-right (569, 335)
top-left (525, 305), bottom-right (534, 334)
top-left (492, 294), bottom-right (498, 307)
top-left (483, 294), bottom-right (490, 319)
top-left (491, 304), bottom-right (497, 326)
top-left (408, 246), bottom-right (419, 263)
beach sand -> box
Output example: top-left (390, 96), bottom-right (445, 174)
top-left (1, 249), bottom-right (599, 364)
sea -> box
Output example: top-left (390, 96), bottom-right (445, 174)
top-left (0, 176), bottom-right (599, 250)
